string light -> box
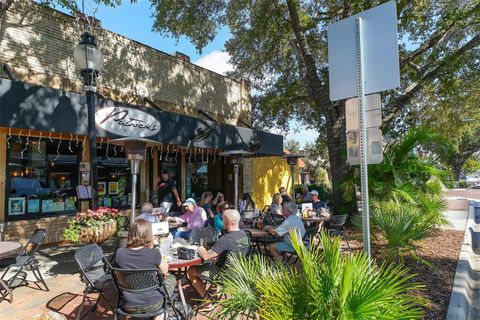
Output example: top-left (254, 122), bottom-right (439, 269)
top-left (20, 130), bottom-right (31, 159)
top-left (150, 146), bottom-right (154, 159)
top-left (37, 132), bottom-right (42, 153)
top-left (82, 136), bottom-right (87, 160)
top-left (6, 127), bottom-right (11, 149)
top-left (213, 149), bottom-right (216, 165)
top-left (48, 131), bottom-right (53, 143)
top-left (68, 133), bottom-right (73, 153)
top-left (174, 146), bottom-right (180, 164)
top-left (105, 140), bottom-right (110, 160)
top-left (113, 145), bottom-right (117, 157)
top-left (165, 145), bottom-right (170, 160)
top-left (75, 134), bottom-right (79, 147)
top-left (17, 129), bottom-right (23, 144)
top-left (99, 137), bottom-right (103, 150)
top-left (158, 145), bottom-right (163, 161)
top-left (54, 133), bottom-right (62, 161)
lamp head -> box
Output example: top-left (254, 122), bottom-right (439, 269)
top-left (73, 31), bottom-right (103, 86)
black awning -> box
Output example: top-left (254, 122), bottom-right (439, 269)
top-left (0, 79), bottom-right (283, 155)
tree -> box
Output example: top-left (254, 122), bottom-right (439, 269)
top-left (284, 139), bottom-right (301, 154)
top-left (31, 0), bottom-right (480, 212)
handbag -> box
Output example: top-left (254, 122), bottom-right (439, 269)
top-left (177, 247), bottom-right (196, 260)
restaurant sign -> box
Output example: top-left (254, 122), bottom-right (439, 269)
top-left (95, 106), bottom-right (160, 138)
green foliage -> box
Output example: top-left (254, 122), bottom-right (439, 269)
top-left (210, 231), bottom-right (425, 319)
top-left (63, 207), bottom-right (120, 243)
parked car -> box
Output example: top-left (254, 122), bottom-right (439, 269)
top-left (466, 175), bottom-right (480, 184)
top-left (9, 177), bottom-right (50, 197)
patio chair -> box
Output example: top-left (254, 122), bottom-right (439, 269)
top-left (189, 228), bottom-right (218, 245)
top-left (0, 228), bottom-right (49, 298)
top-left (327, 214), bottom-right (351, 252)
top-left (111, 267), bottom-right (183, 320)
top-left (282, 226), bottom-right (319, 265)
top-left (74, 244), bottom-right (114, 320)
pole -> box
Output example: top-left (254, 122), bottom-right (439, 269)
top-left (86, 86), bottom-right (98, 209)
top-left (234, 163), bottom-right (239, 209)
top-left (290, 164), bottom-right (295, 200)
top-left (130, 158), bottom-right (140, 222)
top-left (356, 17), bottom-right (371, 258)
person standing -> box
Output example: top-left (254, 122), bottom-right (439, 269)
top-left (153, 170), bottom-right (181, 213)
top-left (200, 191), bottom-right (214, 227)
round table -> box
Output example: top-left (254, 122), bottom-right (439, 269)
top-left (168, 221), bottom-right (184, 230)
top-left (0, 241), bottom-right (22, 259)
top-left (243, 228), bottom-right (269, 238)
top-left (168, 257), bottom-right (203, 312)
top-left (0, 241), bottom-right (22, 304)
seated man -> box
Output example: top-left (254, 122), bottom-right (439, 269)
top-left (264, 202), bottom-right (306, 261)
top-left (168, 198), bottom-right (207, 239)
top-left (310, 190), bottom-right (327, 213)
top-left (135, 202), bottom-right (163, 223)
top-left (187, 209), bottom-right (250, 298)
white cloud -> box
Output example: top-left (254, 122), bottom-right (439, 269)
top-left (194, 51), bottom-right (234, 75)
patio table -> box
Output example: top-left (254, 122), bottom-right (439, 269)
top-left (243, 228), bottom-right (281, 255)
top-left (168, 221), bottom-right (184, 230)
top-left (168, 255), bottom-right (202, 313)
top-left (0, 241), bottom-right (22, 303)
top-left (301, 217), bottom-right (327, 227)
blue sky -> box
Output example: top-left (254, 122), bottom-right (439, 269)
top-left (61, 1), bottom-right (318, 147)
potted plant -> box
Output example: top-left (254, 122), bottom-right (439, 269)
top-left (64, 207), bottom-right (120, 244)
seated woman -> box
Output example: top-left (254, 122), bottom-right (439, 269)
top-left (114, 219), bottom-right (175, 318)
top-left (270, 193), bottom-right (283, 216)
top-left (239, 192), bottom-right (256, 213)
top-left (168, 198), bottom-right (207, 239)
top-left (200, 191), bottom-right (214, 227)
top-left (135, 202), bottom-right (163, 223)
top-left (213, 201), bottom-right (231, 233)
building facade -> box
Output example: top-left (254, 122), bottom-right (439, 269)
top-left (0, 1), bottom-right (283, 243)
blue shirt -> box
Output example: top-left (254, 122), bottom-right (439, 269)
top-left (135, 212), bottom-right (160, 223)
top-left (275, 214), bottom-right (306, 245)
top-left (214, 213), bottom-right (224, 232)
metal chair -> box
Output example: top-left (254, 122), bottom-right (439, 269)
top-left (189, 228), bottom-right (218, 245)
top-left (282, 226), bottom-right (318, 265)
top-left (327, 214), bottom-right (351, 252)
top-left (111, 267), bottom-right (183, 320)
top-left (0, 228), bottom-right (49, 300)
top-left (74, 244), bottom-right (114, 319)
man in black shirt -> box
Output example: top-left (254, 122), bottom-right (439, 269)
top-left (153, 170), bottom-right (182, 213)
top-left (187, 209), bottom-right (249, 298)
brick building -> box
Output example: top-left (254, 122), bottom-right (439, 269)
top-left (0, 1), bottom-right (283, 243)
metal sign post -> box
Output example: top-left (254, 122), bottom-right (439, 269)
top-left (355, 17), bottom-right (371, 258)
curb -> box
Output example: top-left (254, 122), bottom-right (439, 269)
top-left (446, 201), bottom-right (480, 320)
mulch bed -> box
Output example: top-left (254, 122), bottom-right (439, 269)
top-left (348, 228), bottom-right (464, 320)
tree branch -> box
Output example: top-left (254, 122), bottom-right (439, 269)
top-left (384, 32), bottom-right (480, 126)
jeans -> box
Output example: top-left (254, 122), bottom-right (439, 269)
top-left (173, 230), bottom-right (191, 240)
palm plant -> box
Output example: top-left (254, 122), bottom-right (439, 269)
top-left (209, 232), bottom-right (425, 319)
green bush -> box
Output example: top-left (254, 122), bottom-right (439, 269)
top-left (210, 231), bottom-right (425, 319)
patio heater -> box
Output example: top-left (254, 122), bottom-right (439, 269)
top-left (218, 150), bottom-right (253, 210)
top-left (73, 31), bottom-right (103, 208)
top-left (110, 138), bottom-right (160, 222)
top-left (283, 154), bottom-right (303, 200)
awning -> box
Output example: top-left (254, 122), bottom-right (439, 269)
top-left (0, 79), bottom-right (283, 155)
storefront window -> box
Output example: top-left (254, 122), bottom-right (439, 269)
top-left (186, 154), bottom-right (223, 200)
top-left (97, 143), bottom-right (136, 208)
top-left (6, 136), bottom-right (80, 220)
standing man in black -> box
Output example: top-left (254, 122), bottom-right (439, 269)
top-left (153, 170), bottom-right (182, 213)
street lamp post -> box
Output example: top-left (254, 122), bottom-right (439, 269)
top-left (284, 154), bottom-right (303, 200)
top-left (74, 31), bottom-right (103, 209)
top-left (219, 150), bottom-right (253, 210)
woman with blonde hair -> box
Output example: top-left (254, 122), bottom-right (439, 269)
top-left (114, 219), bottom-right (175, 318)
top-left (270, 193), bottom-right (283, 216)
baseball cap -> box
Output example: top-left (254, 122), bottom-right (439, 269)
top-left (183, 198), bottom-right (196, 206)
top-left (160, 169), bottom-right (169, 174)
top-left (310, 190), bottom-right (319, 196)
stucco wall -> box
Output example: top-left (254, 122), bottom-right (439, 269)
top-left (251, 157), bottom-right (298, 208)
top-left (0, 0), bottom-right (251, 125)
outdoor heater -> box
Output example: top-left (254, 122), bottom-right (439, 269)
top-left (110, 138), bottom-right (160, 222)
top-left (218, 150), bottom-right (253, 210)
top-left (74, 31), bottom-right (103, 208)
top-left (283, 154), bottom-right (303, 199)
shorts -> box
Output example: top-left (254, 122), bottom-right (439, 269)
top-left (194, 263), bottom-right (220, 281)
top-left (274, 241), bottom-right (295, 253)
top-left (160, 201), bottom-right (173, 213)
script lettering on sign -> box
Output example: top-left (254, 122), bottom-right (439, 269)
top-left (96, 106), bottom-right (161, 138)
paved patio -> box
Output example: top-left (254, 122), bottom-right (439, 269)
top-left (0, 239), bottom-right (210, 319)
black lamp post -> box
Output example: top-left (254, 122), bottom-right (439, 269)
top-left (283, 154), bottom-right (303, 200)
top-left (74, 31), bottom-right (103, 209)
top-left (218, 150), bottom-right (253, 209)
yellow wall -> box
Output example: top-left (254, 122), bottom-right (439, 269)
top-left (251, 157), bottom-right (299, 209)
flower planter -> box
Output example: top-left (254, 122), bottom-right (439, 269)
top-left (64, 207), bottom-right (120, 244)
top-left (78, 220), bottom-right (117, 244)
